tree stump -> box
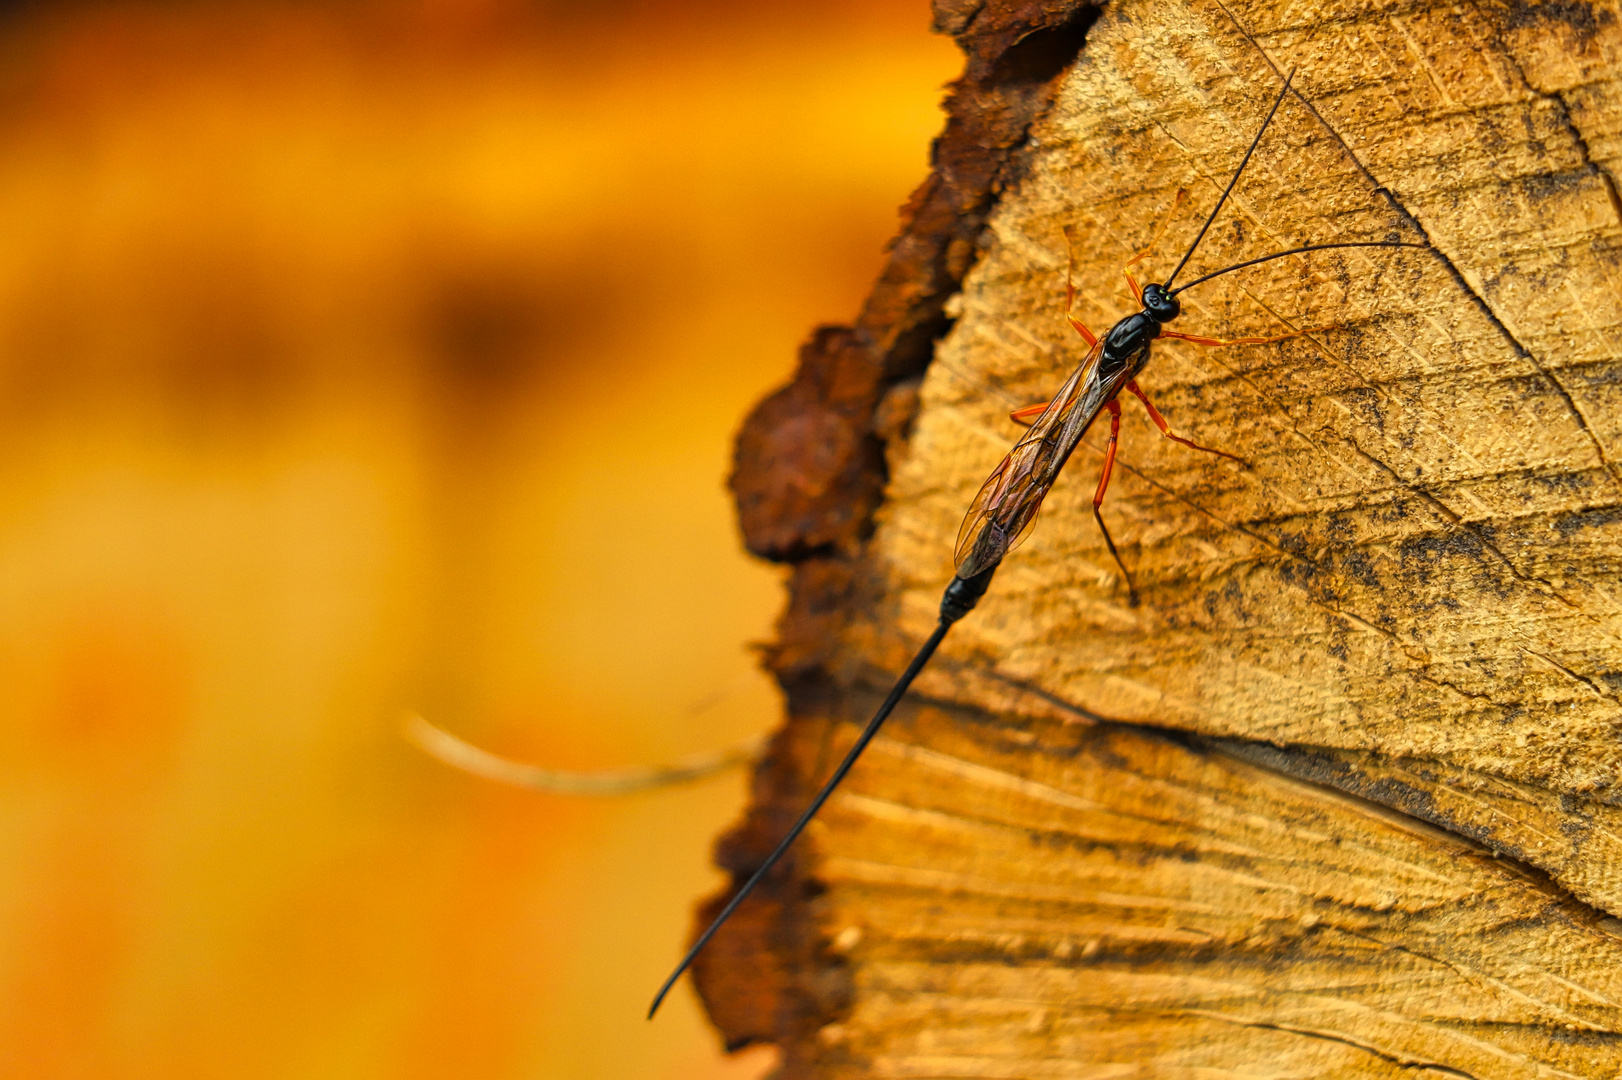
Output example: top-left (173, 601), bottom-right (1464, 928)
top-left (701, 0), bottom-right (1622, 1074)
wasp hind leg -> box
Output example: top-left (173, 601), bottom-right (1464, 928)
top-left (1092, 399), bottom-right (1139, 606)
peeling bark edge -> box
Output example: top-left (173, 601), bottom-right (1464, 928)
top-left (696, 0), bottom-right (1101, 1055)
top-left (728, 0), bottom-right (1101, 569)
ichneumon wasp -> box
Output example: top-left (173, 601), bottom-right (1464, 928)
top-left (648, 66), bottom-right (1429, 1019)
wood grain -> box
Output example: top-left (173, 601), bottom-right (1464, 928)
top-left (815, 701), bottom-right (1622, 1077)
top-left (871, 0), bottom-right (1622, 796)
top-left (697, 0), bottom-right (1622, 1073)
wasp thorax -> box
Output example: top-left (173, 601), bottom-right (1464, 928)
top-left (1142, 282), bottom-right (1180, 323)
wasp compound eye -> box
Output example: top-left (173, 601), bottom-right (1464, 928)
top-left (1142, 282), bottom-right (1180, 322)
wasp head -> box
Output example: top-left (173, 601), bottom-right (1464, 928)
top-left (1141, 282), bottom-right (1180, 323)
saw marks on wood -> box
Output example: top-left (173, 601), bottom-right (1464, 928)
top-left (862, 0), bottom-right (1622, 797)
top-left (803, 700), bottom-right (1622, 1078)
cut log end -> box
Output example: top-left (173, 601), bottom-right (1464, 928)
top-left (701, 0), bottom-right (1622, 1073)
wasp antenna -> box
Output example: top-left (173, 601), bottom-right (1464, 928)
top-left (1168, 240), bottom-right (1431, 296)
top-left (1163, 66), bottom-right (1297, 290)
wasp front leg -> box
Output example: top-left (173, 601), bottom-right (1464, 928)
top-left (1125, 381), bottom-right (1244, 464)
top-left (1159, 325), bottom-right (1328, 348)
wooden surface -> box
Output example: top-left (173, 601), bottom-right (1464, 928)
top-left (697, 0), bottom-right (1622, 1074)
top-left (802, 698), bottom-right (1622, 1076)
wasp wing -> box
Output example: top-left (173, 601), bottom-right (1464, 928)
top-left (954, 338), bottom-right (1126, 578)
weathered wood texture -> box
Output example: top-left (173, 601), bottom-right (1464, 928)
top-left (698, 0), bottom-right (1622, 1074)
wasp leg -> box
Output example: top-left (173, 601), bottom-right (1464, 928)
top-left (1009, 401), bottom-right (1049, 426)
top-left (1125, 380), bottom-right (1245, 464)
top-left (1160, 325), bottom-right (1329, 348)
top-left (1060, 225), bottom-right (1099, 347)
top-left (1123, 188), bottom-right (1188, 304)
top-left (1091, 399), bottom-right (1138, 606)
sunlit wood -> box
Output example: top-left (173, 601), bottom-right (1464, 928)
top-left (702, 0), bottom-right (1622, 1073)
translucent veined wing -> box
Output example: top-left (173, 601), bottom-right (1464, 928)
top-left (954, 337), bottom-right (1130, 579)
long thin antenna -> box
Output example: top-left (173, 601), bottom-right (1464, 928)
top-left (1169, 240), bottom-right (1429, 295)
top-left (1163, 67), bottom-right (1296, 290)
top-left (647, 618), bottom-right (954, 1018)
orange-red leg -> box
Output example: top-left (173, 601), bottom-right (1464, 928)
top-left (1160, 325), bottom-right (1328, 348)
top-left (1029, 223), bottom-right (1100, 428)
top-left (1009, 401), bottom-right (1049, 426)
top-left (1123, 188), bottom-right (1187, 306)
top-left (1060, 225), bottom-right (1099, 347)
top-left (1091, 399), bottom-right (1138, 605)
top-left (1124, 269), bottom-right (1144, 306)
top-left (1093, 400), bottom-right (1123, 508)
top-left (1125, 380), bottom-right (1244, 464)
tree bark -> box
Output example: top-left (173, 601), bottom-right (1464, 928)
top-left (702, 0), bottom-right (1622, 1075)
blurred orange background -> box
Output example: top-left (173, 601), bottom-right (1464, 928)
top-left (0, 2), bottom-right (958, 1076)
